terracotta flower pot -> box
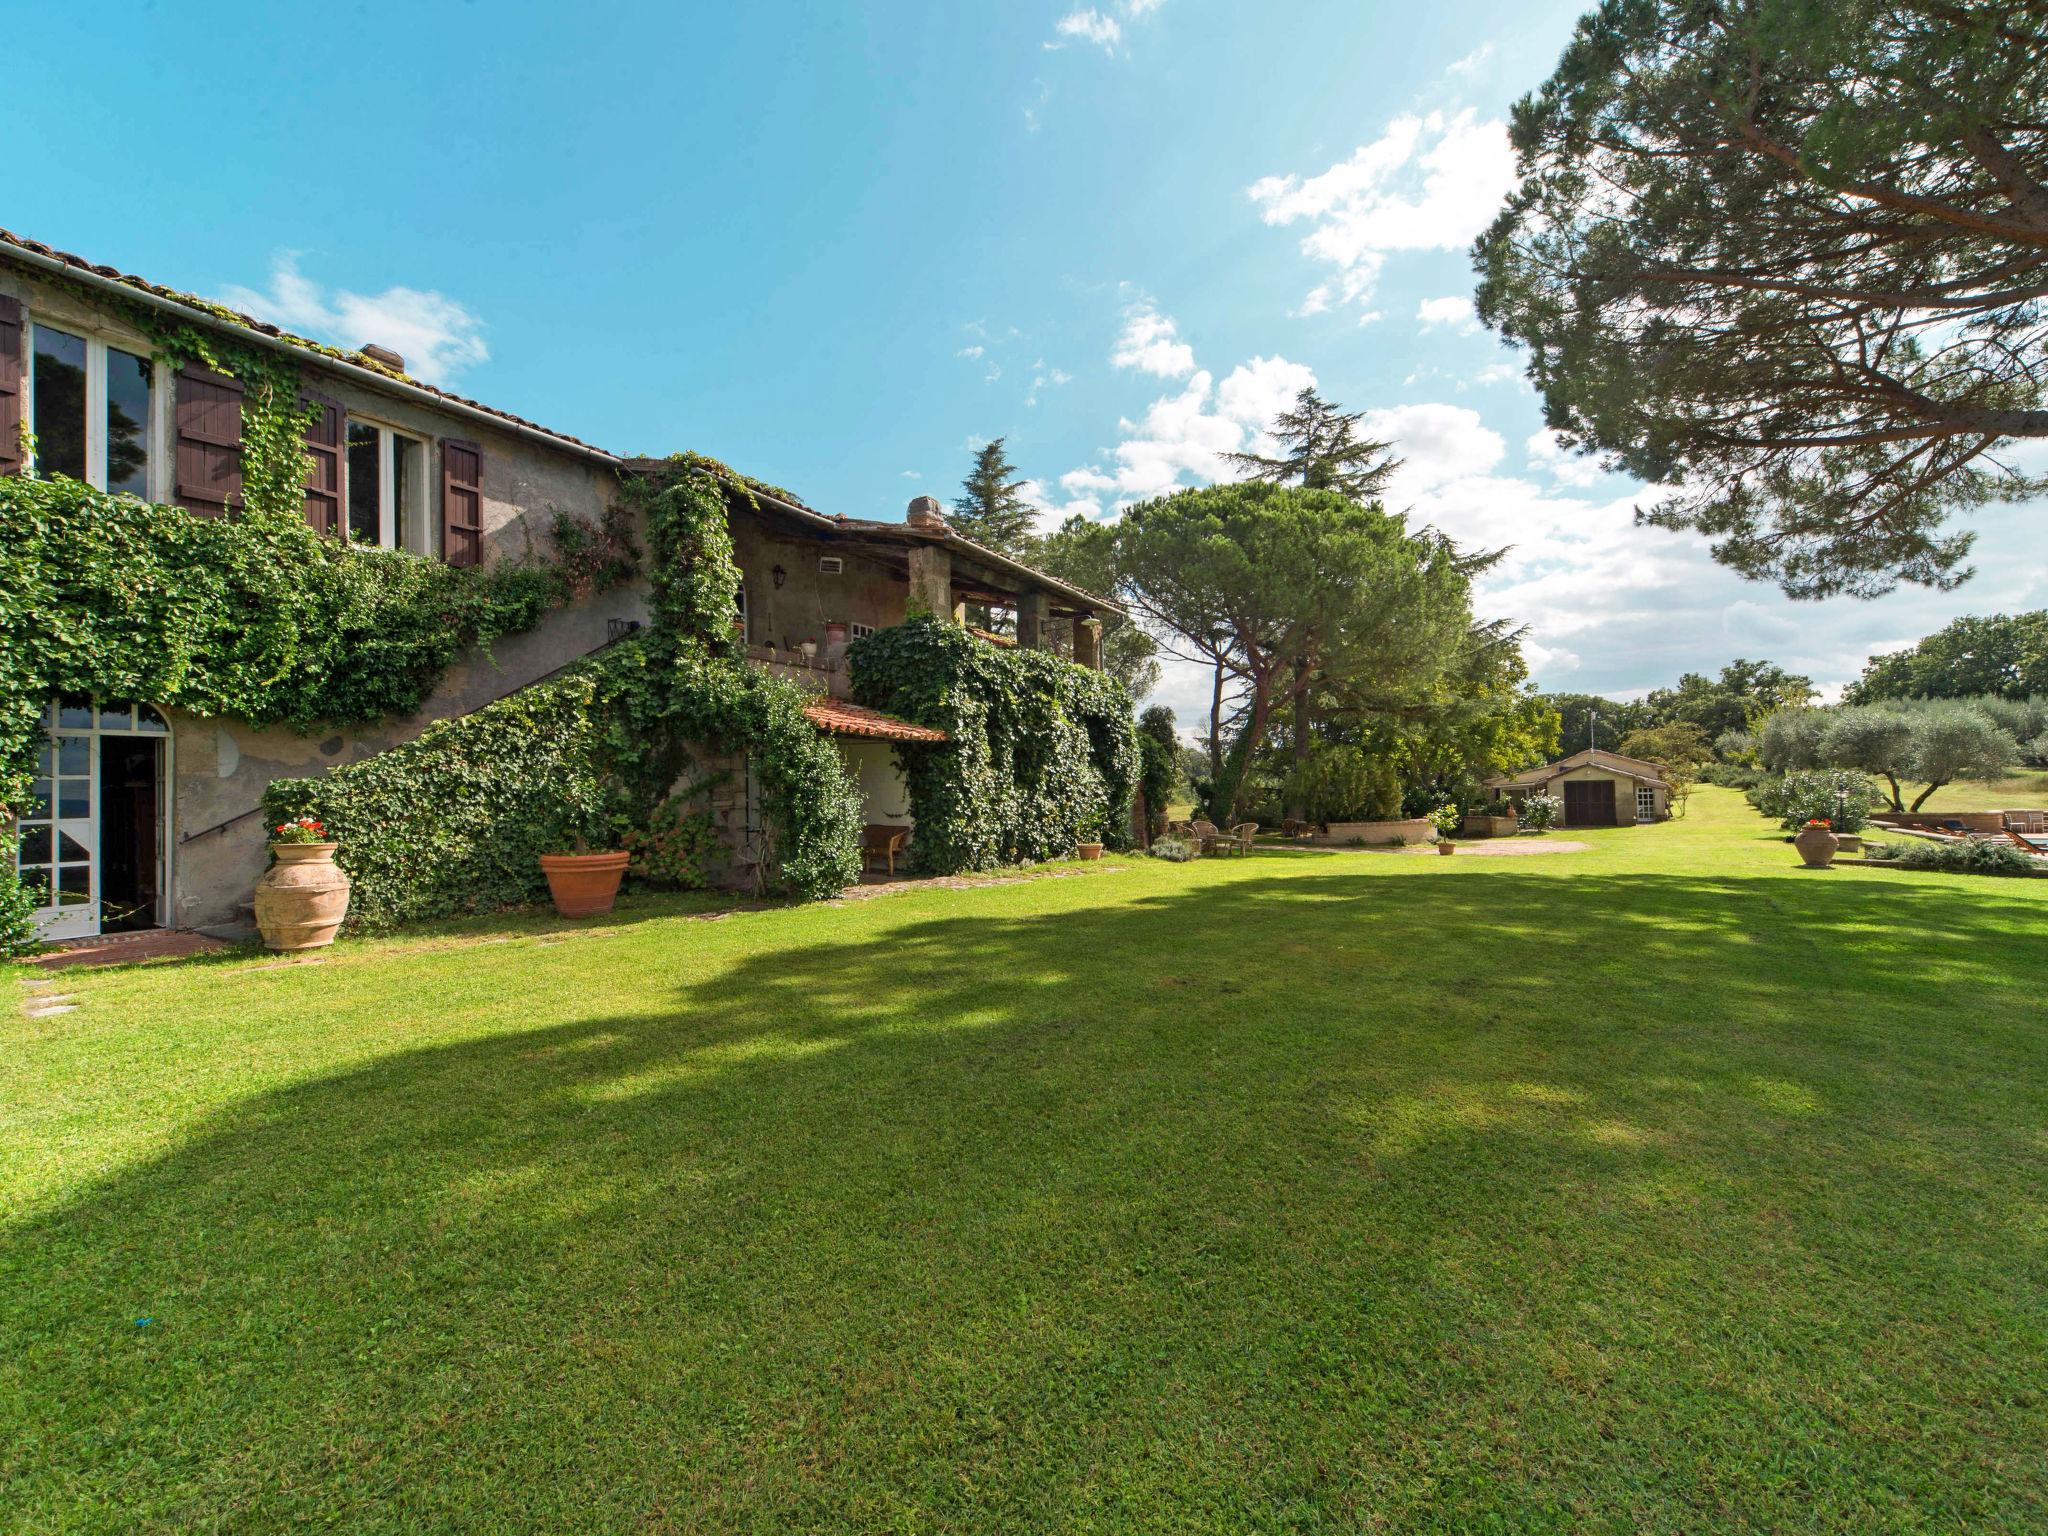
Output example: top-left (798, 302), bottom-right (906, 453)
top-left (539, 851), bottom-right (630, 917)
top-left (1437, 840), bottom-right (1456, 856)
top-left (1076, 842), bottom-right (1104, 861)
top-left (1794, 825), bottom-right (1840, 868)
top-left (253, 842), bottom-right (352, 951)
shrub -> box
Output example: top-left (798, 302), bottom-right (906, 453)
top-left (1148, 837), bottom-right (1197, 863)
top-left (1698, 762), bottom-right (1763, 789)
top-left (1281, 744), bottom-right (1401, 825)
top-left (0, 863), bottom-right (41, 959)
top-left (1521, 792), bottom-right (1562, 831)
top-left (1751, 769), bottom-right (1876, 832)
top-left (1427, 803), bottom-right (1462, 837)
top-left (848, 616), bottom-right (1138, 873)
top-left (622, 790), bottom-right (721, 889)
top-left (1864, 837), bottom-right (2048, 877)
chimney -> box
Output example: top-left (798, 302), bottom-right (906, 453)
top-left (360, 343), bottom-right (406, 373)
top-left (905, 495), bottom-right (948, 531)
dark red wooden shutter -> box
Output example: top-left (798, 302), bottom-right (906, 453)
top-left (0, 296), bottom-right (22, 477)
top-left (301, 388), bottom-right (343, 536)
top-left (175, 364), bottom-right (244, 517)
top-left (440, 437), bottom-right (483, 566)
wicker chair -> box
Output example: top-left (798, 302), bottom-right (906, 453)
top-left (1190, 819), bottom-right (1222, 854)
top-left (1222, 822), bottom-right (1259, 855)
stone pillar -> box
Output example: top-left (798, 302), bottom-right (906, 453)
top-left (1016, 591), bottom-right (1047, 651)
top-left (1074, 617), bottom-right (1103, 670)
top-left (907, 543), bottom-right (955, 622)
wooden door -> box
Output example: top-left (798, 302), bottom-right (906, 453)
top-left (1563, 780), bottom-right (1616, 827)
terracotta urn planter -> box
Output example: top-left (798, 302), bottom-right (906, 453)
top-left (1437, 839), bottom-right (1456, 857)
top-left (253, 843), bottom-right (352, 951)
top-left (1076, 841), bottom-right (1105, 861)
top-left (1794, 823), bottom-right (1840, 868)
top-left (539, 851), bottom-right (630, 917)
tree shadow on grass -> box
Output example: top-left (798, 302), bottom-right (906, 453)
top-left (5, 866), bottom-right (2048, 1532)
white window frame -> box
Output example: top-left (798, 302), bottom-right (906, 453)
top-left (26, 321), bottom-right (171, 501)
top-left (345, 417), bottom-right (431, 554)
top-left (849, 622), bottom-right (876, 640)
top-left (1636, 786), bottom-right (1656, 821)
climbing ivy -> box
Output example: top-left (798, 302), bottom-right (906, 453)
top-left (0, 474), bottom-right (575, 812)
top-left (848, 616), bottom-right (1137, 872)
top-left (266, 455), bottom-right (863, 923)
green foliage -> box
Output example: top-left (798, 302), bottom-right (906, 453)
top-left (950, 438), bottom-right (1038, 555)
top-left (0, 474), bottom-right (569, 815)
top-left (1117, 481), bottom-right (1475, 820)
top-left (1748, 770), bottom-right (1876, 834)
top-left (622, 790), bottom-right (721, 889)
top-left (1219, 387), bottom-right (1401, 501)
top-left (1476, 0), bottom-right (2048, 597)
top-left (1520, 791), bottom-right (1562, 831)
top-left (1135, 705), bottom-right (1180, 836)
top-left (549, 503), bottom-right (644, 598)
top-left (1026, 514), bottom-right (1159, 699)
top-left (264, 672), bottom-right (612, 929)
top-left (1849, 613), bottom-right (2048, 703)
top-left (1761, 699), bottom-right (2022, 813)
top-left (1866, 837), bottom-right (2047, 877)
top-left (1280, 744), bottom-right (1398, 826)
top-left (1427, 803), bottom-right (1461, 838)
top-left (268, 458), bottom-right (865, 919)
top-left (849, 615), bottom-right (1138, 872)
top-left (0, 861), bottom-right (42, 958)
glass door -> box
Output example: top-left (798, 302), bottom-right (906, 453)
top-left (12, 698), bottom-right (171, 940)
top-left (17, 707), bottom-right (98, 940)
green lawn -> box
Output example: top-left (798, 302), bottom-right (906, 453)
top-left (1912, 767), bottom-right (2048, 810)
top-left (6, 788), bottom-right (2047, 1533)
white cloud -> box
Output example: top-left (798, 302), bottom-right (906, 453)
top-left (1061, 354), bottom-right (1319, 510)
top-left (956, 344), bottom-right (985, 359)
top-left (1249, 108), bottom-right (1516, 314)
top-left (1446, 43), bottom-right (1492, 76)
top-left (1051, 9), bottom-right (1120, 49)
top-left (218, 254), bottom-right (488, 384)
top-left (1364, 402), bottom-right (1504, 495)
top-left (1111, 298), bottom-right (1197, 377)
top-left (1416, 295), bottom-right (1480, 334)
top-left (1525, 428), bottom-right (1605, 487)
top-left (1025, 362), bottom-right (1074, 407)
top-left (1126, 0), bottom-right (1168, 14)
top-left (901, 469), bottom-right (922, 480)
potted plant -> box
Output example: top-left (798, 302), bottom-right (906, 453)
top-left (252, 815), bottom-right (352, 951)
top-left (1429, 803), bottom-right (1461, 856)
top-left (1794, 817), bottom-right (1840, 869)
top-left (539, 810), bottom-right (631, 917)
top-left (1076, 807), bottom-right (1106, 861)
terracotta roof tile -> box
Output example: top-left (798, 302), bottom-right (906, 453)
top-left (803, 698), bottom-right (947, 743)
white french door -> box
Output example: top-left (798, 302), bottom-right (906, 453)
top-left (13, 698), bottom-right (170, 940)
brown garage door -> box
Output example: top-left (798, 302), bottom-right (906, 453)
top-left (1563, 780), bottom-right (1617, 827)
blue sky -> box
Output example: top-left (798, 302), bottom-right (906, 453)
top-left (15, 0), bottom-right (2047, 724)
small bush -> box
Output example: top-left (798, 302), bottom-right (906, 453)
top-left (622, 791), bottom-right (721, 889)
top-left (1149, 837), bottom-right (1197, 863)
top-left (1864, 837), bottom-right (2047, 877)
top-left (1750, 769), bottom-right (1875, 832)
top-left (1699, 761), bottom-right (1763, 789)
top-left (1521, 792), bottom-right (1562, 831)
top-left (0, 863), bottom-right (42, 958)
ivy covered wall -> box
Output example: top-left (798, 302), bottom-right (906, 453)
top-left (849, 616), bottom-right (1139, 872)
top-left (265, 456), bottom-right (865, 922)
